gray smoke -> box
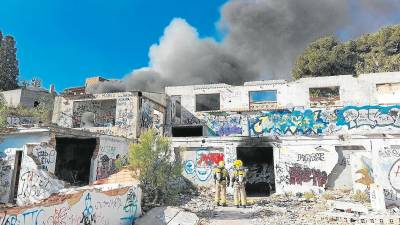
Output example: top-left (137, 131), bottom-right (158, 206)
top-left (86, 0), bottom-right (400, 94)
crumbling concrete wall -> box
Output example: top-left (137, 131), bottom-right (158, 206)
top-left (166, 72), bottom-right (400, 137)
top-left (140, 98), bottom-right (166, 136)
top-left (53, 92), bottom-right (166, 139)
top-left (1, 87), bottom-right (54, 108)
top-left (0, 184), bottom-right (142, 225)
top-left (91, 135), bottom-right (129, 182)
top-left (16, 146), bottom-right (65, 206)
top-left (52, 92), bottom-right (140, 139)
top-left (0, 130), bottom-right (55, 204)
top-left (166, 72), bottom-right (400, 114)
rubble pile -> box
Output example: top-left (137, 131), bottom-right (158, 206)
top-left (173, 188), bottom-right (400, 225)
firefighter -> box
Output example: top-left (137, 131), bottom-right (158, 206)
top-left (213, 160), bottom-right (229, 206)
top-left (232, 159), bottom-right (247, 208)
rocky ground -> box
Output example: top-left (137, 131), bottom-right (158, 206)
top-left (177, 188), bottom-right (365, 225)
top-left (137, 188), bottom-right (400, 224)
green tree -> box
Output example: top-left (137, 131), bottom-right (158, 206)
top-left (128, 129), bottom-right (182, 210)
top-left (293, 24), bottom-right (400, 79)
top-left (0, 33), bottom-right (19, 91)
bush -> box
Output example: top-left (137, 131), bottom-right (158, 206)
top-left (128, 129), bottom-right (183, 210)
top-left (352, 190), bottom-right (370, 203)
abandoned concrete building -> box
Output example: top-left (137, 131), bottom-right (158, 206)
top-left (1, 71), bottom-right (400, 223)
top-left (1, 86), bottom-right (55, 109)
top-left (166, 72), bottom-right (400, 204)
top-left (52, 91), bottom-right (166, 139)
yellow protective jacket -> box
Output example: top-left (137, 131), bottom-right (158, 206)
top-left (232, 168), bottom-right (247, 185)
top-left (213, 167), bottom-right (230, 185)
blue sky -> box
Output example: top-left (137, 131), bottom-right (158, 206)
top-left (1, 0), bottom-right (400, 92)
top-left (0, 0), bottom-right (227, 91)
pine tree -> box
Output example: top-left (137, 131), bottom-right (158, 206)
top-left (0, 32), bottom-right (19, 91)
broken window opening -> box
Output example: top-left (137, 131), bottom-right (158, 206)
top-left (55, 137), bottom-right (96, 186)
top-left (195, 94), bottom-right (220, 112)
top-left (309, 86), bottom-right (340, 107)
top-left (72, 99), bottom-right (117, 128)
top-left (249, 90), bottom-right (278, 110)
top-left (172, 126), bottom-right (203, 137)
top-left (33, 101), bottom-right (40, 108)
top-left (237, 147), bottom-right (275, 197)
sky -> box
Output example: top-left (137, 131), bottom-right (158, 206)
top-left (0, 0), bottom-right (226, 91)
top-left (1, 0), bottom-right (400, 92)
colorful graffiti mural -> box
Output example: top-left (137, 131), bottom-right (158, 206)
top-left (336, 105), bottom-right (400, 129)
top-left (248, 109), bottom-right (328, 136)
top-left (0, 186), bottom-right (141, 225)
top-left (201, 113), bottom-right (243, 136)
top-left (182, 148), bottom-right (224, 185)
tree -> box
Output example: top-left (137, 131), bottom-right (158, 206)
top-left (293, 25), bottom-right (400, 79)
top-left (128, 129), bottom-right (183, 210)
top-left (0, 32), bottom-right (19, 91)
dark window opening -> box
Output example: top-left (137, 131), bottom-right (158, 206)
top-left (55, 137), bottom-right (96, 186)
top-left (237, 147), bottom-right (275, 197)
top-left (196, 94), bottom-right (220, 111)
top-left (11, 151), bottom-right (23, 203)
top-left (72, 100), bottom-right (117, 128)
top-left (172, 126), bottom-right (203, 137)
top-left (33, 101), bottom-right (40, 108)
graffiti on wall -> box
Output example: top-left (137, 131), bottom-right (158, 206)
top-left (182, 148), bottom-right (224, 184)
top-left (0, 150), bottom-right (13, 199)
top-left (6, 116), bottom-right (35, 126)
top-left (371, 143), bottom-right (400, 205)
top-left (73, 100), bottom-right (117, 128)
top-left (274, 146), bottom-right (337, 194)
top-left (247, 164), bottom-right (275, 186)
top-left (120, 187), bottom-right (138, 224)
top-left (32, 145), bottom-right (56, 172)
top-left (17, 154), bottom-right (65, 206)
top-left (288, 165), bottom-right (328, 187)
top-left (201, 113), bottom-right (243, 136)
top-left (95, 136), bottom-right (128, 181)
top-left (248, 109), bottom-right (328, 136)
top-left (0, 186), bottom-right (141, 225)
top-left (336, 105), bottom-right (400, 129)
top-left (141, 99), bottom-right (164, 134)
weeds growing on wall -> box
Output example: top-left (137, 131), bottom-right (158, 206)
top-left (0, 94), bottom-right (54, 128)
top-left (128, 129), bottom-right (185, 210)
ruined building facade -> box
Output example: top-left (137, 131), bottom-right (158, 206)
top-left (2, 71), bottom-right (400, 215)
top-left (165, 72), bottom-right (400, 205)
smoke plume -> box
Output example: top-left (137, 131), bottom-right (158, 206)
top-left (86, 0), bottom-right (400, 94)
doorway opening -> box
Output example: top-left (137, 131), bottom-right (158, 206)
top-left (10, 150), bottom-right (23, 203)
top-left (55, 137), bottom-right (97, 186)
top-left (237, 147), bottom-right (275, 197)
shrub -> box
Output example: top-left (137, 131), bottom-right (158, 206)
top-left (128, 129), bottom-right (183, 210)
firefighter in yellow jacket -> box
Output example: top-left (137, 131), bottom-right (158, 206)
top-left (232, 160), bottom-right (247, 208)
top-left (213, 161), bottom-right (229, 206)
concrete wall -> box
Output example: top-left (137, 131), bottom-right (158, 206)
top-left (91, 135), bottom-right (129, 182)
top-left (0, 128), bottom-right (131, 205)
top-left (0, 184), bottom-right (142, 225)
top-left (53, 92), bottom-right (166, 139)
top-left (1, 88), bottom-right (53, 108)
top-left (53, 92), bottom-right (140, 139)
top-left (166, 72), bottom-right (400, 112)
top-left (1, 89), bottom-right (22, 107)
top-left (165, 72), bottom-right (400, 137)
